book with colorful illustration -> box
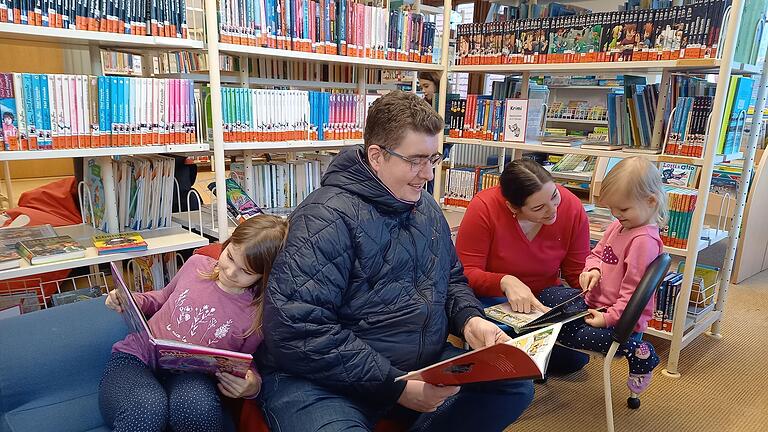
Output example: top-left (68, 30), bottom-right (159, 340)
top-left (396, 324), bottom-right (562, 385)
top-left (93, 232), bottom-right (148, 255)
top-left (484, 292), bottom-right (595, 333)
top-left (110, 262), bottom-right (253, 378)
top-left (16, 235), bottom-right (86, 265)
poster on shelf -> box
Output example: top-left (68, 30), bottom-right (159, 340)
top-left (504, 99), bottom-right (528, 143)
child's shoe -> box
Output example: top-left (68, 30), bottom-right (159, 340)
top-left (627, 372), bottom-right (653, 394)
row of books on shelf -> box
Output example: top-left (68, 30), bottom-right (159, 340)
top-left (81, 155), bottom-right (178, 232)
top-left (229, 154), bottom-right (334, 210)
top-left (443, 165), bottom-right (500, 208)
top-left (456, 1), bottom-right (728, 66)
top-left (101, 49), bottom-right (144, 76)
top-left (549, 154), bottom-right (596, 175)
top-left (205, 87), bottom-right (365, 143)
top-left (548, 101), bottom-right (607, 122)
top-left (152, 51), bottom-right (241, 75)
top-left (0, 224), bottom-right (151, 271)
top-left (540, 75), bottom-right (623, 88)
top-left (218, 0), bottom-right (439, 64)
top-left (605, 77), bottom-right (659, 152)
top-left (649, 263), bottom-right (718, 332)
top-left (0, 0), bottom-right (189, 37)
top-left (0, 73), bottom-right (198, 151)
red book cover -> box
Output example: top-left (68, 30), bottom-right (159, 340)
top-left (396, 324), bottom-right (561, 386)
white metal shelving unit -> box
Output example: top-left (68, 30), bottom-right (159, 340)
top-left (202, 0), bottom-right (453, 242)
top-left (0, 21), bottom-right (210, 282)
top-left (436, 0), bottom-right (762, 376)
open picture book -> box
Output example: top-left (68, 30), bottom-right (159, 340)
top-left (396, 324), bottom-right (561, 386)
top-left (484, 292), bottom-right (594, 333)
top-left (110, 262), bottom-right (253, 378)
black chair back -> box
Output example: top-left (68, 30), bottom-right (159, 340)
top-left (613, 253), bottom-right (672, 344)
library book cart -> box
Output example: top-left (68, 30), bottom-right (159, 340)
top-left (435, 0), bottom-right (766, 380)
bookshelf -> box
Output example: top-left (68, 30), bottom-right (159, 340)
top-left (436, 0), bottom-right (765, 377)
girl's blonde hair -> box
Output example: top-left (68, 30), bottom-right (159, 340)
top-left (205, 214), bottom-right (288, 336)
top-left (599, 157), bottom-right (668, 225)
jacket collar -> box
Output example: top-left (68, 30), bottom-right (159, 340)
top-left (322, 146), bottom-right (422, 215)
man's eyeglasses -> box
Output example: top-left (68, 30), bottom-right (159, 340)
top-left (382, 147), bottom-right (444, 172)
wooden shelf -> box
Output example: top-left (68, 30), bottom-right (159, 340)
top-left (221, 139), bottom-right (363, 152)
top-left (0, 23), bottom-right (204, 49)
top-left (0, 143), bottom-right (209, 161)
top-left (450, 59), bottom-right (760, 75)
top-left (218, 44), bottom-right (444, 71)
top-left (0, 224), bottom-right (208, 281)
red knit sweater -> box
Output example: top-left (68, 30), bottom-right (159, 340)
top-left (455, 185), bottom-right (590, 297)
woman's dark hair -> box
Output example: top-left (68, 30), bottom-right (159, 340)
top-left (499, 159), bottom-right (554, 208)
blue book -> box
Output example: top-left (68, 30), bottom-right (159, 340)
top-left (725, 77), bottom-right (755, 154)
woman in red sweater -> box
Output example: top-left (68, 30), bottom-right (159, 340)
top-left (455, 159), bottom-right (591, 373)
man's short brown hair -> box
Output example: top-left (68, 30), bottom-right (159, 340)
top-left (364, 90), bottom-right (443, 152)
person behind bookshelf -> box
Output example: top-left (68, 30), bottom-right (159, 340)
top-left (257, 91), bottom-right (534, 432)
top-left (539, 157), bottom-right (666, 395)
top-left (419, 70), bottom-right (453, 195)
top-left (455, 158), bottom-right (592, 374)
top-left (99, 215), bottom-right (288, 432)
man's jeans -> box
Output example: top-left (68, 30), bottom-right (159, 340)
top-left (258, 344), bottom-right (534, 432)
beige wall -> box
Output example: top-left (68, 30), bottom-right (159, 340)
top-left (0, 38), bottom-right (74, 178)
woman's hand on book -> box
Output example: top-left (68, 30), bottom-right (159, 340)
top-left (463, 316), bottom-right (511, 350)
top-left (579, 269), bottom-right (601, 292)
top-left (397, 380), bottom-right (460, 412)
top-left (584, 309), bottom-right (607, 328)
top-left (104, 289), bottom-right (124, 313)
top-left (216, 369), bottom-right (262, 399)
top-left (500, 275), bottom-right (548, 313)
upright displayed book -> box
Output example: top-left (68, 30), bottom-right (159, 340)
top-left (16, 236), bottom-right (86, 265)
top-left (396, 324), bottom-right (561, 385)
top-left (110, 262), bottom-right (253, 377)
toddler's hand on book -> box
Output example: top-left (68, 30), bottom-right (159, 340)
top-left (584, 309), bottom-right (607, 328)
top-left (579, 269), bottom-right (601, 292)
top-left (216, 369), bottom-right (262, 399)
top-left (104, 289), bottom-right (123, 313)
top-left (397, 380), bottom-right (460, 412)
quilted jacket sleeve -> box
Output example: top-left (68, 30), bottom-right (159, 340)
top-left (445, 240), bottom-right (486, 337)
top-left (262, 203), bottom-right (407, 405)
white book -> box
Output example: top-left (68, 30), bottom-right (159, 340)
top-left (46, 75), bottom-right (59, 148)
top-left (76, 75), bottom-right (87, 148)
top-left (12, 74), bottom-right (28, 146)
top-left (61, 75), bottom-right (72, 147)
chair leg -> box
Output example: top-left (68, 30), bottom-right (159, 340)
top-left (604, 342), bottom-right (620, 432)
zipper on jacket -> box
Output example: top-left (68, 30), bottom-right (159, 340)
top-left (407, 222), bottom-right (430, 367)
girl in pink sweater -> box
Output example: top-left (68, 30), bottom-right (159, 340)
top-left (99, 215), bottom-right (288, 432)
top-left (539, 157), bottom-right (666, 394)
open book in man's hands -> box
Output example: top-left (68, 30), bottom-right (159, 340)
top-left (395, 324), bottom-right (561, 386)
top-left (110, 262), bottom-right (253, 378)
top-left (485, 292), bottom-right (592, 333)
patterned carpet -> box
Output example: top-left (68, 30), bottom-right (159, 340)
top-left (507, 270), bottom-right (768, 432)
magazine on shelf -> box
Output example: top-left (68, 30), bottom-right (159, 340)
top-left (92, 232), bottom-right (148, 255)
top-left (110, 262), bottom-right (253, 378)
top-left (396, 324), bottom-right (562, 385)
top-left (484, 292), bottom-right (595, 333)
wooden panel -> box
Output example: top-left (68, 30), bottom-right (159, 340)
top-left (3, 159), bottom-right (74, 179)
top-left (0, 38), bottom-right (65, 73)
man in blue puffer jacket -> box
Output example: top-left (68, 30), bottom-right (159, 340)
top-left (257, 91), bottom-right (534, 431)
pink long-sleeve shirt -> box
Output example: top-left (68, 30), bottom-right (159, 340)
top-left (112, 254), bottom-right (263, 371)
top-left (584, 220), bottom-right (663, 332)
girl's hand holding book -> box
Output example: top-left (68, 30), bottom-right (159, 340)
top-left (584, 309), bottom-right (607, 328)
top-left (105, 289), bottom-right (124, 313)
top-left (216, 369), bottom-right (262, 399)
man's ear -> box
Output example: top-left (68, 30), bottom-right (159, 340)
top-left (367, 145), bottom-right (383, 175)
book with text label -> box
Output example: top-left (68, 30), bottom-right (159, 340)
top-left (484, 292), bottom-right (594, 333)
top-left (396, 324), bottom-right (561, 385)
top-left (110, 262), bottom-right (253, 378)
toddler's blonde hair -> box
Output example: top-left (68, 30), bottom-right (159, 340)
top-left (599, 157), bottom-right (668, 225)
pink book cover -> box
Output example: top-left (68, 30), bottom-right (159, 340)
top-left (110, 262), bottom-right (253, 378)
top-left (169, 79), bottom-right (179, 143)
